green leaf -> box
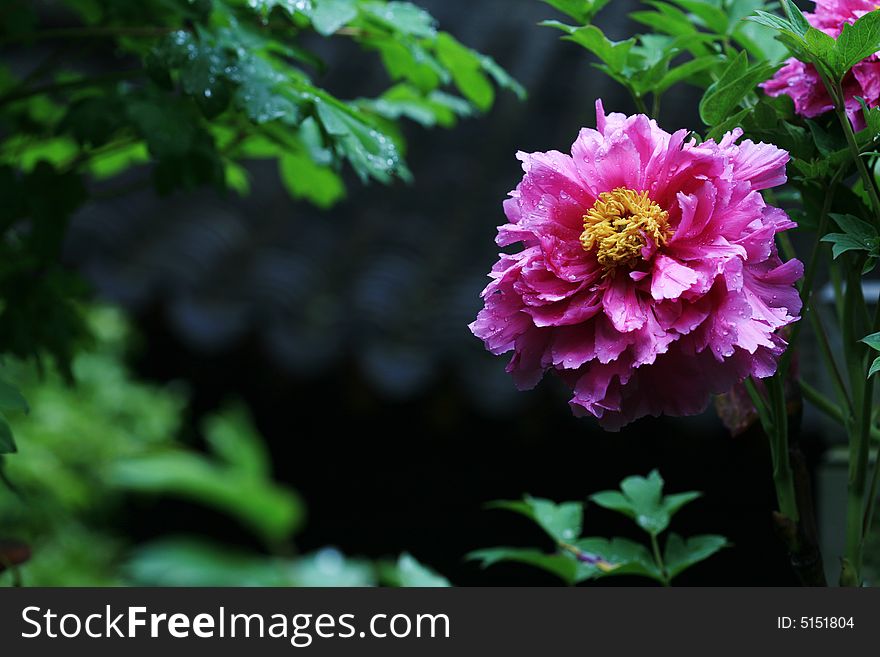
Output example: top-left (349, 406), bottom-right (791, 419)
top-left (654, 55), bottom-right (720, 93)
top-left (541, 21), bottom-right (635, 72)
top-left (201, 404), bottom-right (269, 478)
top-left (315, 98), bottom-right (405, 183)
top-left (466, 547), bottom-right (578, 584)
top-left (632, 3), bottom-right (700, 40)
top-left (487, 496), bottom-right (582, 543)
top-left (668, 0), bottom-right (728, 35)
top-left (868, 355), bottom-right (880, 378)
top-left (663, 491), bottom-right (702, 516)
top-left (780, 0), bottom-right (811, 36)
top-left (663, 533), bottom-right (728, 579)
top-left (395, 553), bottom-right (451, 587)
top-left (804, 26), bottom-right (838, 65)
top-left (861, 331), bottom-right (880, 351)
top-left (590, 470), bottom-right (674, 535)
top-left (0, 415), bottom-right (16, 455)
top-left (746, 9), bottom-right (799, 35)
top-left (821, 213), bottom-right (880, 258)
top-left (109, 450), bottom-right (303, 545)
top-left (588, 490), bottom-right (634, 517)
top-left (478, 54), bottom-right (527, 101)
top-left (539, 0), bottom-right (610, 23)
top-left (307, 0), bottom-right (358, 36)
top-left (572, 537), bottom-right (664, 583)
top-left (699, 50), bottom-right (777, 126)
top-left (279, 150), bottom-right (346, 208)
top-left (361, 1), bottom-right (437, 38)
top-left (835, 9), bottom-right (880, 75)
top-left (0, 379), bottom-right (28, 413)
top-left (435, 32), bottom-right (494, 111)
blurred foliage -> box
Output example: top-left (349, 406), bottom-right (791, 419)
top-left (0, 306), bottom-right (450, 586)
top-left (469, 470), bottom-right (728, 585)
top-left (0, 0), bottom-right (523, 449)
top-left (540, 0), bottom-right (788, 120)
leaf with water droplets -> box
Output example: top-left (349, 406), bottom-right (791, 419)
top-left (361, 1), bottom-right (437, 38)
top-left (315, 97), bottom-right (405, 183)
top-left (487, 495), bottom-right (583, 543)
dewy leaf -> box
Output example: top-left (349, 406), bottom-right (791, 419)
top-left (466, 548), bottom-right (578, 584)
top-left (361, 1), bottom-right (437, 38)
top-left (699, 50), bottom-right (777, 126)
top-left (541, 21), bottom-right (635, 72)
top-left (487, 496), bottom-right (583, 542)
top-left (835, 9), bottom-right (880, 76)
top-left (663, 533), bottom-right (729, 579)
top-left (307, 0), bottom-right (358, 36)
top-left (315, 98), bottom-right (405, 183)
top-left (573, 537), bottom-right (664, 583)
top-left (593, 470), bottom-right (672, 536)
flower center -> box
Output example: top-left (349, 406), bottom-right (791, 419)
top-left (581, 188), bottom-right (670, 270)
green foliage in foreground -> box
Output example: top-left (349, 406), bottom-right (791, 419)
top-left (0, 0), bottom-right (523, 442)
top-left (469, 470), bottom-right (728, 586)
top-left (0, 307), bottom-right (449, 587)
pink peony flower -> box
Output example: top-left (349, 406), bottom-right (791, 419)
top-left (469, 101), bottom-right (803, 430)
top-left (761, 1), bottom-right (880, 130)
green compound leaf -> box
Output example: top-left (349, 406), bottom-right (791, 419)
top-left (821, 213), bottom-right (880, 259)
top-left (572, 537), bottom-right (664, 583)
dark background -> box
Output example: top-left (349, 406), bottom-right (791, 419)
top-left (62, 0), bottom-right (820, 585)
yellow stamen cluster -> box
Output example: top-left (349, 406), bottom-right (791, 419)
top-left (581, 188), bottom-right (670, 270)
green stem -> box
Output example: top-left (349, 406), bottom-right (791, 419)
top-left (649, 533), bottom-right (669, 586)
top-left (800, 379), bottom-right (880, 442)
top-left (809, 299), bottom-right (855, 418)
top-left (767, 374), bottom-right (799, 523)
top-left (841, 263), bottom-right (872, 585)
top-left (781, 178), bottom-right (840, 377)
top-left (830, 80), bottom-right (880, 224)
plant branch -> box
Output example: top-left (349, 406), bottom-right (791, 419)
top-left (0, 69), bottom-right (144, 107)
